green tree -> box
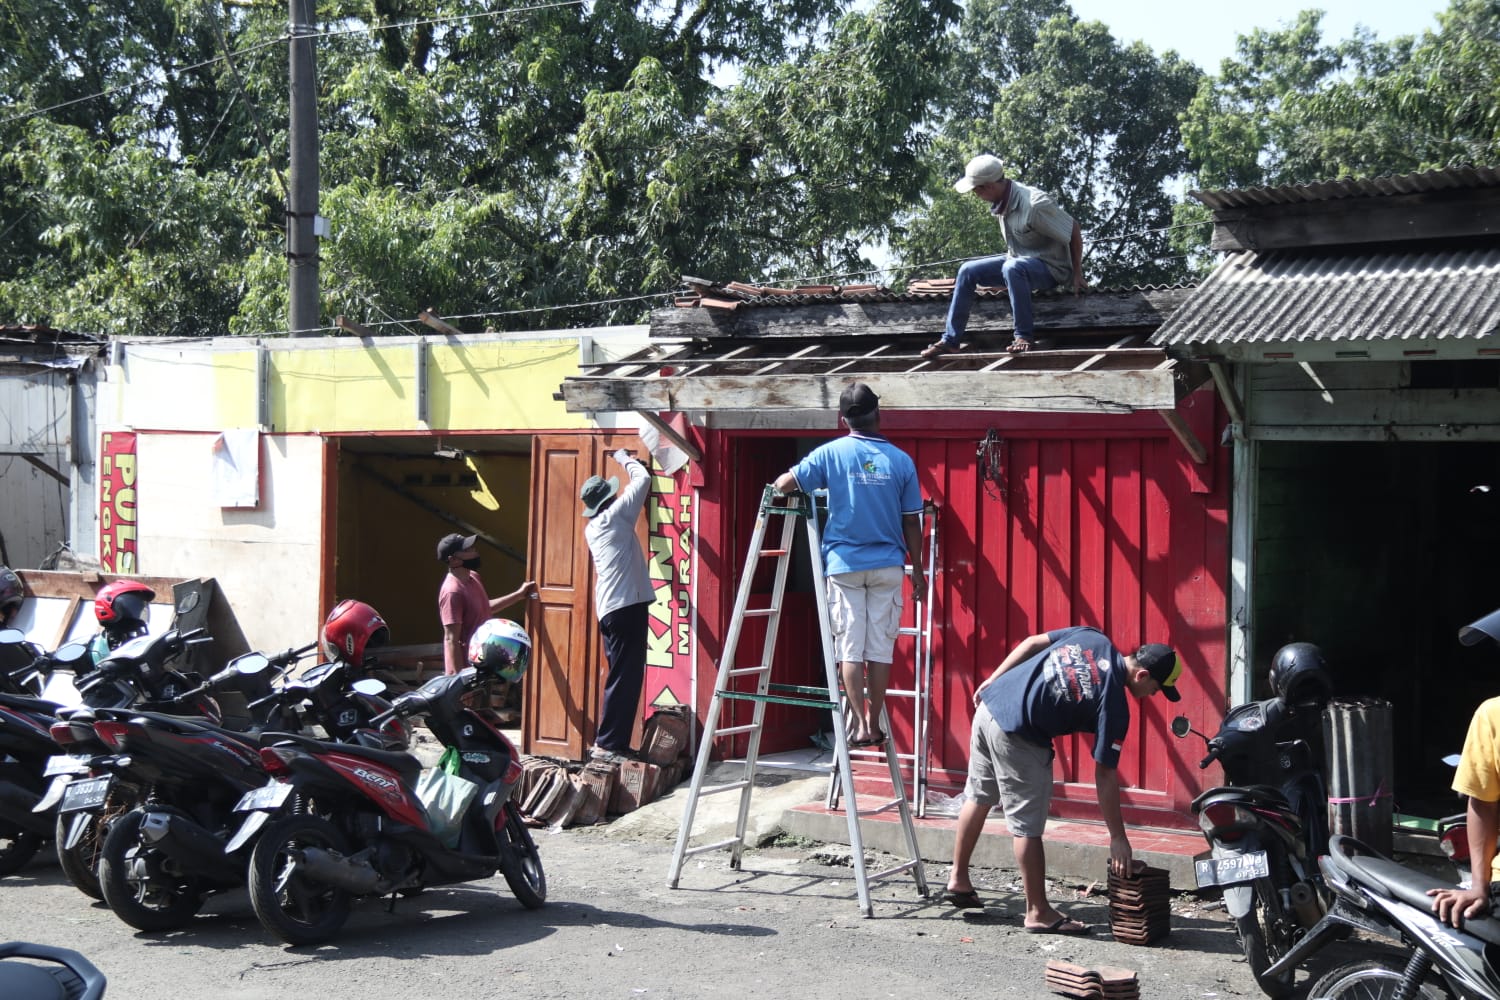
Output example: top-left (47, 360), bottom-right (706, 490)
top-left (1182, 0), bottom-right (1500, 190)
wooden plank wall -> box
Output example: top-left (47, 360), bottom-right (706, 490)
top-left (701, 388), bottom-right (1230, 829)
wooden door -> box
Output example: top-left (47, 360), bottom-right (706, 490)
top-left (523, 432), bottom-right (653, 759)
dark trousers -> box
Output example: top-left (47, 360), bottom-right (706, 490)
top-left (596, 601), bottom-right (650, 752)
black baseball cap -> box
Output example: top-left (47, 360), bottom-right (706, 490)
top-left (839, 382), bottom-right (879, 419)
top-left (437, 532), bottom-right (477, 560)
top-left (1134, 643), bottom-right (1182, 702)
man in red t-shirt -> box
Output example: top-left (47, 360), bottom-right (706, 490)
top-left (437, 532), bottom-right (536, 675)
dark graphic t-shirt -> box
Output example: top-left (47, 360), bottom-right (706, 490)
top-left (979, 626), bottom-right (1131, 767)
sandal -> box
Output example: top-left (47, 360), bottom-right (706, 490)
top-left (1007, 336), bottom-right (1035, 354)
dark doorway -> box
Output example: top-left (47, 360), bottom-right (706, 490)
top-left (1253, 440), bottom-right (1500, 816)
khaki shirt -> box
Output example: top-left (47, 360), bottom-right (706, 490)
top-left (992, 181), bottom-right (1076, 285)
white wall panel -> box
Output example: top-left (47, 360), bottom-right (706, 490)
top-left (134, 432), bottom-right (324, 651)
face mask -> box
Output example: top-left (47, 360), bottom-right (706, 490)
top-left (462, 557), bottom-right (482, 570)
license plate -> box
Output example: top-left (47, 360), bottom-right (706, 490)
top-left (234, 783), bottom-right (293, 812)
top-left (43, 754), bottom-right (91, 777)
top-left (59, 776), bottom-right (111, 813)
top-left (1195, 850), bottom-right (1270, 888)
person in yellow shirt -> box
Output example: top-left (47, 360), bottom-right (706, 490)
top-left (1430, 607), bottom-right (1500, 927)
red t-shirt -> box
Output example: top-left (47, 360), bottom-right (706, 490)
top-left (438, 571), bottom-right (490, 645)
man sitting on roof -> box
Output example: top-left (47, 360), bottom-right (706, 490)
top-left (921, 155), bottom-right (1083, 358)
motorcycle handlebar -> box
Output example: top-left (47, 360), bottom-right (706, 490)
top-left (269, 642), bottom-right (318, 668)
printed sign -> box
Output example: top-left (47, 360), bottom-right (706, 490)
top-left (99, 432), bottom-right (138, 572)
top-left (645, 466), bottom-right (693, 711)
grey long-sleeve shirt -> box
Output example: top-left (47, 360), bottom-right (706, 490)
top-left (584, 455), bottom-right (655, 619)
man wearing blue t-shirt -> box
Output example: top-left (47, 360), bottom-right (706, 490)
top-left (941, 627), bottom-right (1181, 935)
top-left (773, 383), bottom-right (926, 748)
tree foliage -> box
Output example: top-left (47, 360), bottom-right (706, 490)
top-left (1182, 0), bottom-right (1500, 190)
top-left (0, 0), bottom-right (1496, 336)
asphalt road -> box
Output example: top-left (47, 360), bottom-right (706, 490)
top-left (0, 822), bottom-right (1332, 1000)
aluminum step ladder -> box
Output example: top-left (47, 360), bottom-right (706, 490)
top-left (827, 499), bottom-right (939, 815)
top-left (666, 486), bottom-right (928, 917)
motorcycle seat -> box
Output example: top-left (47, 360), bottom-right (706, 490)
top-left (1191, 783), bottom-right (1290, 811)
top-left (260, 730), bottom-right (422, 786)
top-left (0, 692), bottom-right (64, 715)
top-left (1332, 837), bottom-right (1500, 946)
top-left (121, 710), bottom-right (258, 749)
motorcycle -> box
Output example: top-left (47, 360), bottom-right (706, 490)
top-left (89, 646), bottom-right (407, 930)
top-left (0, 635), bottom-right (102, 876)
top-left (231, 664), bottom-right (543, 945)
top-left (0, 627), bottom-right (86, 701)
top-left (0, 941), bottom-right (106, 1000)
top-left (1259, 834), bottom-right (1493, 998)
top-left (1174, 691), bottom-right (1333, 998)
top-left (24, 628), bottom-right (218, 898)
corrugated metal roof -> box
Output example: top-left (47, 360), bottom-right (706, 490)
top-left (679, 279), bottom-right (1189, 311)
top-left (1192, 165), bottom-right (1500, 211)
top-left (1151, 247), bottom-right (1500, 347)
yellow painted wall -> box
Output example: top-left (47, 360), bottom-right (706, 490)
top-left (103, 330), bottom-right (648, 434)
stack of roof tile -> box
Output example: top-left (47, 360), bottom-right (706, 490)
top-left (1107, 865), bottom-right (1172, 945)
top-left (1044, 960), bottom-right (1140, 999)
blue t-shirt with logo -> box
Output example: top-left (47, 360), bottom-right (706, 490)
top-left (790, 432), bottom-right (922, 575)
top-left (980, 626), bottom-right (1131, 767)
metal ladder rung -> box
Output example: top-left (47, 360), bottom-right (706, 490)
top-left (718, 691), bottom-right (837, 709)
top-left (867, 859), bottom-right (922, 882)
top-left (750, 759), bottom-right (836, 775)
top-left (681, 837), bottom-right (743, 857)
top-left (742, 608), bottom-right (776, 618)
top-left (726, 666), bottom-right (769, 678)
top-left (760, 549), bottom-right (790, 557)
top-left (694, 779), bottom-right (752, 797)
top-left (711, 723), bottom-right (761, 737)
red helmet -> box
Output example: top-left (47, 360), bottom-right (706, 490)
top-left (95, 580), bottom-right (155, 633)
top-left (321, 599), bottom-right (390, 665)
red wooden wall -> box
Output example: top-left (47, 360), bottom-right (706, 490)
top-left (692, 388), bottom-right (1229, 831)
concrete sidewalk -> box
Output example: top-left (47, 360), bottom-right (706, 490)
top-left (597, 748), bottom-right (1209, 889)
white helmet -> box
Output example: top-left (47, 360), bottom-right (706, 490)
top-left (467, 619), bottom-right (532, 682)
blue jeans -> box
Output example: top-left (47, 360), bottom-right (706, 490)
top-left (942, 255), bottom-right (1059, 346)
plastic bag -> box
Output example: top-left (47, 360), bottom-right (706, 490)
top-left (417, 752), bottom-right (477, 848)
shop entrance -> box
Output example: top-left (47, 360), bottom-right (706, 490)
top-left (329, 433), bottom-right (535, 722)
top-left (1252, 440), bottom-right (1500, 816)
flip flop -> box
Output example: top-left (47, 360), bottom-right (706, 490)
top-left (1025, 916), bottom-right (1092, 936)
top-left (941, 889), bottom-right (986, 910)
top-left (1007, 336), bottom-right (1036, 354)
top-left (850, 732), bottom-right (886, 748)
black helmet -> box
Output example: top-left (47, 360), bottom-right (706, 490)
top-left (1460, 608), bottom-right (1500, 647)
top-left (0, 566), bottom-right (21, 623)
top-left (1269, 642), bottom-right (1333, 710)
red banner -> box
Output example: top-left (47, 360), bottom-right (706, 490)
top-left (100, 432), bottom-right (138, 572)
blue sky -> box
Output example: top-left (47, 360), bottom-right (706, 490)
top-left (1067, 0), bottom-right (1453, 70)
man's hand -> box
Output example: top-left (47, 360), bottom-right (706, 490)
top-left (612, 448), bottom-right (632, 465)
top-left (1071, 274), bottom-right (1085, 296)
top-left (1430, 884), bottom-right (1491, 927)
top-left (1108, 835), bottom-right (1138, 877)
top-left (909, 568), bottom-right (926, 594)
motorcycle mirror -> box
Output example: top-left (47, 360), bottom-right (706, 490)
top-left (231, 652), bottom-right (271, 675)
top-left (53, 642), bottom-right (90, 665)
top-left (351, 677), bottom-right (386, 696)
top-left (0, 627), bottom-right (23, 644)
top-left (1170, 716), bottom-right (1192, 738)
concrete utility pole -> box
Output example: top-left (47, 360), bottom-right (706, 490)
top-left (287, 0), bottom-right (319, 335)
